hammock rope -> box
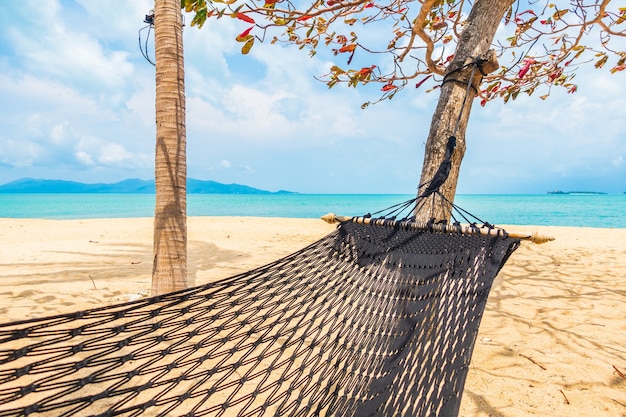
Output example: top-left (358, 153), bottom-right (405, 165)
top-left (0, 217), bottom-right (520, 417)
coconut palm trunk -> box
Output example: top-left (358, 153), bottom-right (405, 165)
top-left (152, 0), bottom-right (188, 296)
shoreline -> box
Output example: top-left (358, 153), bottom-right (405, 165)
top-left (0, 217), bottom-right (624, 416)
top-left (3, 193), bottom-right (626, 228)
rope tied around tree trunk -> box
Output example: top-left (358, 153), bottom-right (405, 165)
top-left (418, 55), bottom-right (491, 203)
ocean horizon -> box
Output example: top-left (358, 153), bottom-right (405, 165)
top-left (1, 193), bottom-right (625, 228)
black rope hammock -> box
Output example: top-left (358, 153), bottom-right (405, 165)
top-left (0, 58), bottom-right (533, 416)
top-left (0, 202), bottom-right (521, 417)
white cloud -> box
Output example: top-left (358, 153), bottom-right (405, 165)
top-left (0, 74), bottom-right (101, 116)
top-left (98, 143), bottom-right (134, 165)
top-left (0, 1), bottom-right (624, 194)
top-left (75, 136), bottom-right (148, 168)
top-left (75, 0), bottom-right (153, 39)
top-left (13, 28), bottom-right (133, 89)
top-left (75, 150), bottom-right (94, 166)
top-left (0, 137), bottom-right (43, 168)
top-left (50, 123), bottom-right (71, 144)
top-left (126, 78), bottom-right (157, 127)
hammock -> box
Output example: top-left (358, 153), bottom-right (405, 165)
top-left (0, 211), bottom-right (524, 417)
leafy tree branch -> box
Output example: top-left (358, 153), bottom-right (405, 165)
top-left (183, 0), bottom-right (625, 106)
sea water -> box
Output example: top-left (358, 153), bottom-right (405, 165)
top-left (0, 193), bottom-right (625, 228)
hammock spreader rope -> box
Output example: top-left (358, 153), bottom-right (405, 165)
top-left (0, 219), bottom-right (520, 417)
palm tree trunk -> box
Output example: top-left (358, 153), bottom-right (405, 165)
top-left (152, 0), bottom-right (187, 295)
top-left (415, 0), bottom-right (515, 222)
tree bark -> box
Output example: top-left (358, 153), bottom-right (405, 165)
top-left (415, 0), bottom-right (514, 222)
top-left (152, 0), bottom-right (188, 295)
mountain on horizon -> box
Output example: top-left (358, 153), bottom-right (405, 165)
top-left (0, 178), bottom-right (295, 195)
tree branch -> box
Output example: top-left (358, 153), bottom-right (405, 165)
top-left (403, 0), bottom-right (445, 75)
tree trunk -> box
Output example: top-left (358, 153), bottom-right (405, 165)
top-left (152, 0), bottom-right (188, 296)
top-left (415, 0), bottom-right (514, 222)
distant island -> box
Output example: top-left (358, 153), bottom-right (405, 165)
top-left (0, 178), bottom-right (296, 195)
top-left (547, 190), bottom-right (607, 195)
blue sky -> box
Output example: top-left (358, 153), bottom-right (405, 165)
top-left (0, 1), bottom-right (624, 194)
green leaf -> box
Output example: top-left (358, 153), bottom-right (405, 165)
top-left (241, 38), bottom-right (254, 54)
top-left (330, 65), bottom-right (345, 74)
top-left (231, 4), bottom-right (245, 15)
top-left (553, 9), bottom-right (568, 20)
top-left (182, 0), bottom-right (202, 12)
top-left (191, 7), bottom-right (208, 28)
top-left (595, 54), bottom-right (608, 69)
top-left (236, 34), bottom-right (253, 43)
top-left (573, 46), bottom-right (586, 59)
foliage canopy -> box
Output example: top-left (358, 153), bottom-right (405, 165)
top-left (182, 0), bottom-right (625, 107)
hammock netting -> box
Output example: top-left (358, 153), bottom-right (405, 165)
top-left (0, 219), bottom-right (519, 417)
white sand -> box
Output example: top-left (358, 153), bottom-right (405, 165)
top-left (0, 217), bottom-right (624, 416)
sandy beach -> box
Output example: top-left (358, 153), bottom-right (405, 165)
top-left (0, 217), bottom-right (624, 416)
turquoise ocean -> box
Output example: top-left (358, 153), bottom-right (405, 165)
top-left (1, 193), bottom-right (625, 228)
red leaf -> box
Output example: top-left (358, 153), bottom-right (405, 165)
top-left (547, 68), bottom-right (562, 83)
top-left (381, 84), bottom-right (397, 92)
top-left (236, 26), bottom-right (254, 41)
top-left (338, 44), bottom-right (356, 53)
top-left (611, 64), bottom-right (626, 73)
top-left (297, 15), bottom-right (313, 21)
top-left (357, 65), bottom-right (376, 75)
top-left (364, 2), bottom-right (374, 8)
top-left (264, 0), bottom-right (279, 4)
top-left (516, 9), bottom-right (536, 18)
top-left (236, 13), bottom-right (255, 24)
top-left (432, 21), bottom-right (447, 30)
top-left (415, 74), bottom-right (433, 89)
top-left (518, 58), bottom-right (534, 78)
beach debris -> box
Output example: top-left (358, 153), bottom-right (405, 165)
top-left (613, 365), bottom-right (626, 382)
top-left (88, 274), bottom-right (97, 290)
top-left (559, 389), bottom-right (570, 405)
top-left (126, 290), bottom-right (149, 301)
top-left (519, 353), bottom-right (546, 370)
